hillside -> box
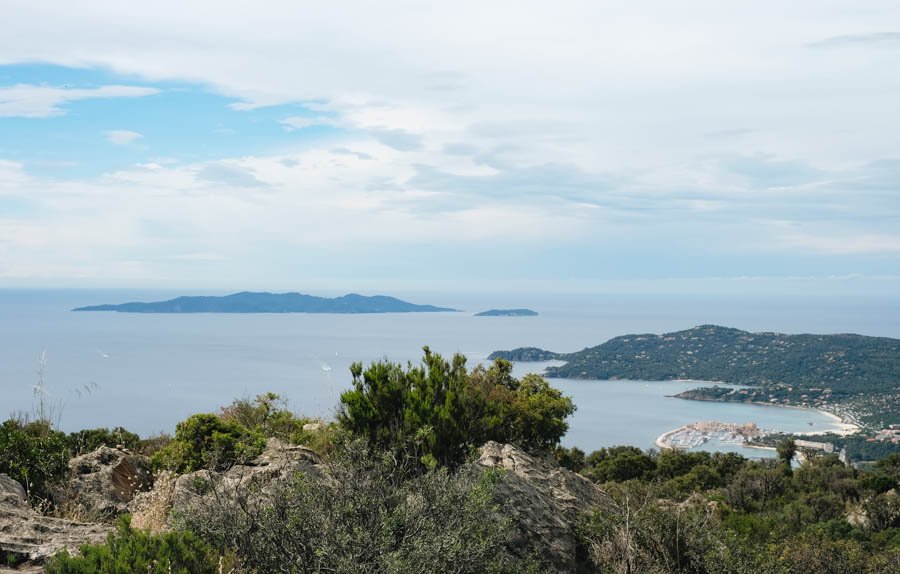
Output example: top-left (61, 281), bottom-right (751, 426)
top-left (72, 292), bottom-right (457, 314)
top-left (490, 325), bottom-right (900, 426)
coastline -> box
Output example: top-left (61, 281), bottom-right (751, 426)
top-left (671, 395), bottom-right (861, 436)
top-left (654, 404), bottom-right (860, 452)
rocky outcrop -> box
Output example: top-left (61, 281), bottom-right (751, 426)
top-left (0, 473), bottom-right (109, 566)
top-left (57, 446), bottom-right (153, 519)
top-left (475, 442), bottom-right (610, 573)
top-left (131, 438), bottom-right (321, 532)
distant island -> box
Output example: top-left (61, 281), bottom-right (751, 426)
top-left (73, 291), bottom-right (458, 314)
top-left (474, 309), bottom-right (538, 317)
top-left (490, 325), bottom-right (900, 428)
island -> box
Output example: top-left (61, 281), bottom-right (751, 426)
top-left (474, 309), bottom-right (538, 317)
top-left (490, 325), bottom-right (900, 429)
top-left (73, 291), bottom-right (458, 314)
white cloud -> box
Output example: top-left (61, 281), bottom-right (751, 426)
top-left (279, 116), bottom-right (335, 131)
top-left (1, 1), bottom-right (899, 284)
top-left (105, 129), bottom-right (143, 146)
top-left (0, 84), bottom-right (159, 118)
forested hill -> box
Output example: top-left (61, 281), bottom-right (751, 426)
top-left (490, 325), bottom-right (900, 395)
top-left (73, 292), bottom-right (457, 314)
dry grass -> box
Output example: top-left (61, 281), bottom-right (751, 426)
top-left (130, 470), bottom-right (177, 533)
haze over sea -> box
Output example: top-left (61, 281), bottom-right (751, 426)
top-left (2, 289), bottom-right (898, 456)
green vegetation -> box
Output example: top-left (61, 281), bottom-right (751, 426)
top-left (569, 448), bottom-right (900, 573)
top-left (339, 348), bottom-right (575, 468)
top-left (66, 427), bottom-right (142, 457)
top-left (4, 349), bottom-right (899, 572)
top-left (45, 516), bottom-right (225, 574)
top-left (0, 419), bottom-right (68, 503)
top-left (491, 325), bottom-right (900, 427)
top-left (752, 432), bottom-right (900, 464)
top-left (178, 439), bottom-right (532, 574)
top-left (150, 413), bottom-right (266, 473)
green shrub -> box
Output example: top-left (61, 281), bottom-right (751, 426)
top-left (0, 419), bottom-right (68, 503)
top-left (219, 392), bottom-right (310, 443)
top-left (151, 413), bottom-right (265, 473)
top-left (339, 348), bottom-right (575, 468)
top-left (45, 516), bottom-right (223, 574)
top-left (180, 439), bottom-right (524, 574)
top-left (66, 427), bottom-right (141, 457)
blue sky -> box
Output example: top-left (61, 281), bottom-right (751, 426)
top-left (1, 1), bottom-right (899, 294)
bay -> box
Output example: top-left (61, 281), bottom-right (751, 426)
top-left (1, 288), bottom-right (897, 455)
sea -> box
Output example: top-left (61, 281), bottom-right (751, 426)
top-left (2, 289), bottom-right (898, 457)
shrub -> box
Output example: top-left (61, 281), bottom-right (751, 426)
top-left (179, 439), bottom-right (523, 574)
top-left (219, 392), bottom-right (310, 443)
top-left (0, 419), bottom-right (68, 503)
top-left (45, 516), bottom-right (224, 574)
top-left (66, 427), bottom-right (141, 457)
top-left (151, 413), bottom-right (265, 473)
top-left (339, 348), bottom-right (575, 468)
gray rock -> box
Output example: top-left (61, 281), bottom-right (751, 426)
top-left (475, 442), bottom-right (610, 573)
top-left (57, 446), bottom-right (153, 518)
top-left (134, 437), bottom-right (322, 531)
top-left (0, 473), bottom-right (109, 566)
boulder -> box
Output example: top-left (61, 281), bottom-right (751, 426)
top-left (474, 442), bottom-right (610, 573)
top-left (58, 446), bottom-right (153, 518)
top-left (0, 473), bottom-right (109, 566)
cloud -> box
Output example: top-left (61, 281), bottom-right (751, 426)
top-left (196, 163), bottom-right (268, 188)
top-left (105, 129), bottom-right (143, 146)
top-left (279, 115), bottom-right (335, 131)
top-left (1, 2), bottom-right (899, 284)
top-left (810, 32), bottom-right (900, 48)
top-left (0, 84), bottom-right (158, 118)
top-left (368, 128), bottom-right (423, 152)
top-left (330, 147), bottom-right (373, 160)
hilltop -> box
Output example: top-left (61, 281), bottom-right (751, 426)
top-left (72, 291), bottom-right (458, 314)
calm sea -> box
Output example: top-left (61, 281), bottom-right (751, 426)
top-left (1, 289), bottom-right (898, 455)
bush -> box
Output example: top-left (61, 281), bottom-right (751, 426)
top-left (218, 392), bottom-right (311, 443)
top-left (45, 516), bottom-right (224, 574)
top-left (66, 427), bottom-right (141, 457)
top-left (0, 419), bottom-right (68, 503)
top-left (339, 348), bottom-right (575, 468)
top-left (151, 414), bottom-right (265, 473)
top-left (179, 439), bottom-right (524, 574)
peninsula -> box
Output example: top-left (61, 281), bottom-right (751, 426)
top-left (474, 309), bottom-right (538, 317)
top-left (73, 291), bottom-right (458, 314)
top-left (490, 325), bottom-right (900, 428)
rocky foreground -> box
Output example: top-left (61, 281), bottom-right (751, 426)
top-left (1, 440), bottom-right (606, 573)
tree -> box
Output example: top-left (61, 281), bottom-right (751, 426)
top-left (777, 438), bottom-right (797, 468)
top-left (338, 349), bottom-right (575, 468)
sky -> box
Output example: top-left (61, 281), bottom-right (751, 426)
top-left (1, 1), bottom-right (899, 295)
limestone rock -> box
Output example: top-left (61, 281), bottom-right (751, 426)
top-left (475, 441), bottom-right (610, 573)
top-left (58, 446), bottom-right (153, 518)
top-left (0, 473), bottom-right (109, 566)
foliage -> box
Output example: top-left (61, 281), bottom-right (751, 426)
top-left (573, 443), bottom-right (900, 572)
top-left (338, 348), bottom-right (575, 468)
top-left (151, 413), bottom-right (265, 473)
top-left (45, 516), bottom-right (225, 574)
top-left (179, 439), bottom-right (527, 574)
top-left (0, 418), bottom-right (68, 503)
top-left (66, 427), bottom-right (142, 457)
top-left (218, 392), bottom-right (311, 443)
top-left (554, 445), bottom-right (585, 472)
